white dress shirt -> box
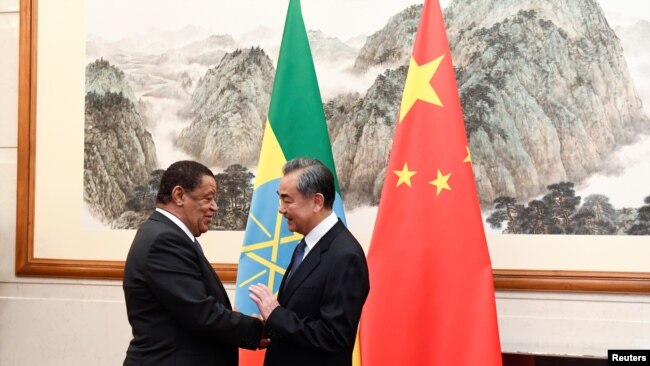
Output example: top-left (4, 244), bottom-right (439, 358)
top-left (156, 207), bottom-right (196, 243)
top-left (301, 211), bottom-right (338, 260)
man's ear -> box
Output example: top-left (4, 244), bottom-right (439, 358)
top-left (312, 193), bottom-right (325, 212)
top-left (171, 185), bottom-right (184, 206)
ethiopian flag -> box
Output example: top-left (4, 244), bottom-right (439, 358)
top-left (234, 0), bottom-right (346, 363)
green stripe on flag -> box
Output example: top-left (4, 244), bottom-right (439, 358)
top-left (267, 0), bottom-right (340, 192)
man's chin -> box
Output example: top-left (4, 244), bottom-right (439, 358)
top-left (198, 224), bottom-right (211, 236)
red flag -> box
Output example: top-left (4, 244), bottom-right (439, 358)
top-left (359, 1), bottom-right (502, 365)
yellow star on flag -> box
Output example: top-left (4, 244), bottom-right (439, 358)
top-left (393, 163), bottom-right (417, 187)
top-left (399, 55), bottom-right (445, 122)
top-left (463, 146), bottom-right (472, 163)
top-left (429, 169), bottom-right (451, 196)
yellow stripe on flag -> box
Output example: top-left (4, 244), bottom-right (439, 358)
top-left (352, 329), bottom-right (361, 366)
top-left (253, 119), bottom-right (286, 188)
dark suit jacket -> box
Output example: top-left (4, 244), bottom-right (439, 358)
top-left (263, 220), bottom-right (370, 366)
top-left (123, 211), bottom-right (263, 366)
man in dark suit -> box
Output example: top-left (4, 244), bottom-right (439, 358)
top-left (123, 160), bottom-right (265, 366)
top-left (249, 157), bottom-right (370, 366)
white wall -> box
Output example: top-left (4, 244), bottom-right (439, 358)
top-left (1, 1), bottom-right (649, 364)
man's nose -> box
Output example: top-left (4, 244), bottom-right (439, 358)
top-left (211, 200), bottom-right (218, 212)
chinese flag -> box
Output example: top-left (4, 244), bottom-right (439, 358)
top-left (359, 1), bottom-right (502, 365)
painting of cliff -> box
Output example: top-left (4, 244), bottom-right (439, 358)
top-left (84, 0), bottom-right (650, 235)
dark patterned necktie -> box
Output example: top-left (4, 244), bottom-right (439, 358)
top-left (287, 239), bottom-right (306, 279)
top-left (194, 238), bottom-right (204, 255)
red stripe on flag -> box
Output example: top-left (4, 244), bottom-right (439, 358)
top-left (239, 348), bottom-right (265, 366)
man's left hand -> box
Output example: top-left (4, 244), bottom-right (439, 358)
top-left (248, 284), bottom-right (279, 320)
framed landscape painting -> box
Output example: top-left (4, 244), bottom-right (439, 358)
top-left (16, 0), bottom-right (650, 291)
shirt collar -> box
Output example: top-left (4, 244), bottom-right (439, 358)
top-left (303, 211), bottom-right (338, 253)
top-left (156, 208), bottom-right (196, 242)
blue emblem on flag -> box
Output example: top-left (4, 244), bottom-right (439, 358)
top-left (234, 178), bottom-right (300, 315)
top-left (234, 178), bottom-right (347, 315)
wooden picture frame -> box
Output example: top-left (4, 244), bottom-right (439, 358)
top-left (15, 0), bottom-right (650, 292)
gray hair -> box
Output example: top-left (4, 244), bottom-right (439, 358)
top-left (283, 158), bottom-right (335, 209)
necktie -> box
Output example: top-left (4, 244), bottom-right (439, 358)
top-left (287, 239), bottom-right (306, 279)
top-left (193, 238), bottom-right (204, 255)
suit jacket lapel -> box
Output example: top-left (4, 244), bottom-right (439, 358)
top-left (280, 247), bottom-right (321, 301)
top-left (280, 220), bottom-right (345, 302)
top-left (149, 211), bottom-right (231, 308)
top-left (197, 251), bottom-right (231, 308)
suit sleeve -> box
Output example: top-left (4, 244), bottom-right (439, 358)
top-left (145, 231), bottom-right (263, 350)
top-left (265, 251), bottom-right (369, 352)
